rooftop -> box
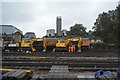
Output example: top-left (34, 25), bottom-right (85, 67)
top-left (0, 25), bottom-right (23, 34)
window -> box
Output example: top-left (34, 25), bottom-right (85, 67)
top-left (60, 41), bottom-right (65, 43)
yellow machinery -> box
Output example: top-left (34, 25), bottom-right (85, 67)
top-left (54, 37), bottom-right (83, 52)
top-left (81, 38), bottom-right (90, 50)
top-left (46, 38), bottom-right (58, 51)
top-left (56, 40), bottom-right (66, 48)
top-left (20, 37), bottom-right (90, 52)
top-left (66, 37), bottom-right (83, 52)
top-left (31, 37), bottom-right (47, 52)
top-left (21, 38), bottom-right (34, 51)
top-left (54, 39), bottom-right (67, 52)
top-left (21, 37), bottom-right (47, 52)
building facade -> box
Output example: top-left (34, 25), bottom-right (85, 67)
top-left (1, 25), bottom-right (23, 41)
top-left (47, 29), bottom-right (55, 37)
top-left (0, 25), bottom-right (23, 47)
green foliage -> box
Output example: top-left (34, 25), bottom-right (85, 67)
top-left (67, 24), bottom-right (87, 36)
top-left (92, 5), bottom-right (119, 44)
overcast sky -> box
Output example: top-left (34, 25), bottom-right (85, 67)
top-left (1, 0), bottom-right (119, 37)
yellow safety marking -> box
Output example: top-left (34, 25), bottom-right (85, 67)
top-left (20, 57), bottom-right (47, 59)
top-left (0, 69), bottom-right (31, 72)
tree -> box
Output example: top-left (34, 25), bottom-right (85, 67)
top-left (67, 24), bottom-right (87, 37)
top-left (92, 5), bottom-right (119, 44)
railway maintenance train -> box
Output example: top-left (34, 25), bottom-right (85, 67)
top-left (2, 34), bottom-right (90, 52)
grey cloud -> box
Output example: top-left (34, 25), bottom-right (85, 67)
top-left (1, 2), bottom-right (118, 37)
top-left (2, 2), bottom-right (35, 23)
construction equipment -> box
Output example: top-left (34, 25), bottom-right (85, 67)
top-left (2, 35), bottom-right (90, 52)
top-left (46, 38), bottom-right (58, 51)
top-left (81, 38), bottom-right (90, 50)
top-left (21, 38), bottom-right (32, 52)
top-left (21, 37), bottom-right (58, 52)
top-left (31, 37), bottom-right (47, 52)
top-left (67, 37), bottom-right (83, 52)
top-left (54, 39), bottom-right (67, 52)
top-left (54, 37), bottom-right (83, 52)
top-left (21, 37), bottom-right (47, 52)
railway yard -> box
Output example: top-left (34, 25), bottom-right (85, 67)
top-left (1, 49), bottom-right (119, 80)
top-left (1, 2), bottom-right (120, 79)
top-left (1, 34), bottom-right (119, 79)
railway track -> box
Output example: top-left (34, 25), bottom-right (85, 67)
top-left (2, 51), bottom-right (119, 57)
top-left (2, 51), bottom-right (119, 74)
top-left (2, 58), bottom-right (119, 65)
top-left (2, 57), bottom-right (119, 72)
top-left (2, 52), bottom-right (119, 79)
top-left (2, 63), bottom-right (118, 68)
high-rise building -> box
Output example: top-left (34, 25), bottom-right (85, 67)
top-left (56, 16), bottom-right (62, 36)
